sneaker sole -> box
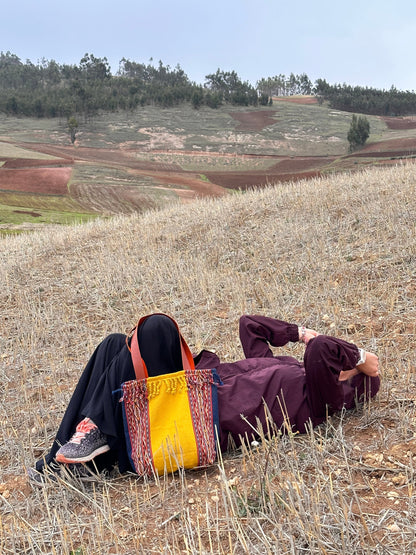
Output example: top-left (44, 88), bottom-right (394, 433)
top-left (55, 444), bottom-right (110, 464)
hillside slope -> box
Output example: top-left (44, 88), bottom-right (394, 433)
top-left (2, 101), bottom-right (416, 230)
top-left (1, 162), bottom-right (416, 553)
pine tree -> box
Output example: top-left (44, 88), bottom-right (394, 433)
top-left (67, 116), bottom-right (79, 144)
top-left (347, 114), bottom-right (370, 151)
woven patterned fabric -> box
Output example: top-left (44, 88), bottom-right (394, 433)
top-left (186, 369), bottom-right (217, 467)
top-left (122, 379), bottom-right (153, 476)
top-left (122, 368), bottom-right (218, 476)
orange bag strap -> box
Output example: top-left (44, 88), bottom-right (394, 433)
top-left (126, 313), bottom-right (195, 381)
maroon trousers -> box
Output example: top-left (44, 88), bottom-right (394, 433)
top-left (214, 316), bottom-right (380, 449)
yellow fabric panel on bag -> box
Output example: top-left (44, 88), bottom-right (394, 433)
top-left (147, 370), bottom-right (199, 475)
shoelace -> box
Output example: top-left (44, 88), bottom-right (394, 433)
top-left (70, 418), bottom-right (97, 444)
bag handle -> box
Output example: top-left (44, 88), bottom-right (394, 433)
top-left (126, 313), bottom-right (195, 380)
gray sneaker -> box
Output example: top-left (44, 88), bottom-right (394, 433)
top-left (27, 461), bottom-right (61, 486)
top-left (56, 417), bottom-right (110, 464)
top-left (27, 462), bottom-right (100, 487)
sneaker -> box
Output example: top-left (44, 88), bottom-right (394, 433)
top-left (27, 461), bottom-right (60, 487)
top-left (27, 462), bottom-right (105, 487)
top-left (55, 417), bottom-right (110, 464)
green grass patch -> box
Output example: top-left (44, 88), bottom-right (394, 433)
top-left (0, 205), bottom-right (99, 226)
top-left (0, 140), bottom-right (60, 159)
top-left (0, 191), bottom-right (98, 226)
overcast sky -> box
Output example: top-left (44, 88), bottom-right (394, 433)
top-left (2, 0), bottom-right (415, 91)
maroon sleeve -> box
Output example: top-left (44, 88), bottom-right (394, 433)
top-left (193, 349), bottom-right (221, 368)
top-left (239, 315), bottom-right (300, 358)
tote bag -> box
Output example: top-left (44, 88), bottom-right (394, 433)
top-left (121, 314), bottom-right (220, 477)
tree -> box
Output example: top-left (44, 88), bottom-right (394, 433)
top-left (287, 73), bottom-right (299, 95)
top-left (67, 116), bottom-right (79, 144)
top-left (259, 93), bottom-right (270, 106)
top-left (298, 73), bottom-right (312, 95)
top-left (79, 53), bottom-right (110, 81)
top-left (191, 88), bottom-right (204, 109)
top-left (347, 114), bottom-right (370, 151)
top-left (204, 91), bottom-right (222, 108)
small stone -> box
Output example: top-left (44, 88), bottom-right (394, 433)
top-left (387, 491), bottom-right (399, 498)
top-left (392, 474), bottom-right (407, 486)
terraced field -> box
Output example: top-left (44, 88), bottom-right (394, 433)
top-left (1, 99), bottom-right (416, 231)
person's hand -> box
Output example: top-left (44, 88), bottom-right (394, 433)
top-left (299, 326), bottom-right (319, 345)
top-left (357, 351), bottom-right (379, 378)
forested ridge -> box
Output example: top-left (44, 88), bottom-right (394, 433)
top-left (1, 51), bottom-right (416, 119)
top-left (314, 79), bottom-right (416, 116)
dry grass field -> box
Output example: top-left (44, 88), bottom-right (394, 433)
top-left (1, 161), bottom-right (416, 553)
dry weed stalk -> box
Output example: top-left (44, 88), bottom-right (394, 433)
top-left (1, 162), bottom-right (416, 552)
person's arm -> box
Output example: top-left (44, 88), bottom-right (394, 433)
top-left (298, 326), bottom-right (320, 345)
top-left (239, 315), bottom-right (301, 358)
top-left (356, 350), bottom-right (379, 377)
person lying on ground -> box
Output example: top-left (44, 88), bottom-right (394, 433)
top-left (29, 314), bottom-right (380, 483)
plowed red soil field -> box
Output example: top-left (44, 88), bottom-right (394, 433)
top-left (0, 166), bottom-right (72, 195)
